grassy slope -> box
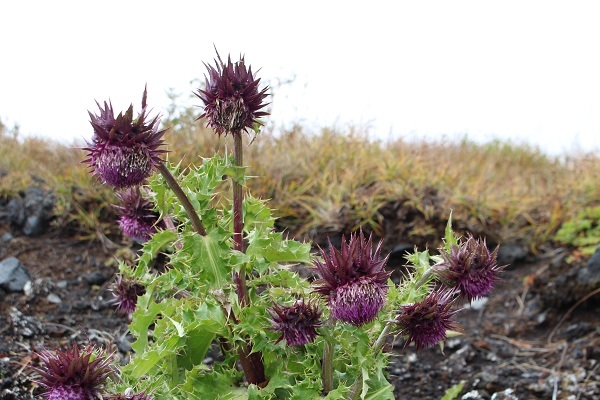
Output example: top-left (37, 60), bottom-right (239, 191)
top-left (2, 114), bottom-right (599, 252)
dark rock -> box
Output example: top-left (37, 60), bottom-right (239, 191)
top-left (85, 271), bottom-right (109, 286)
top-left (4, 197), bottom-right (25, 226)
top-left (116, 337), bottom-right (132, 353)
top-left (0, 257), bottom-right (31, 292)
top-left (578, 246), bottom-right (600, 288)
top-left (22, 188), bottom-right (55, 236)
top-left (497, 243), bottom-right (528, 267)
top-left (2, 232), bottom-right (13, 243)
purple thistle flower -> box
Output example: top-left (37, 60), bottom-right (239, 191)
top-left (395, 289), bottom-right (460, 351)
top-left (112, 274), bottom-right (146, 314)
top-left (83, 87), bottom-right (167, 188)
top-left (313, 231), bottom-right (390, 326)
top-left (434, 234), bottom-right (505, 303)
top-left (195, 51), bottom-right (269, 136)
top-left (31, 342), bottom-right (113, 400)
top-left (115, 187), bottom-right (162, 242)
top-left (268, 299), bottom-right (322, 346)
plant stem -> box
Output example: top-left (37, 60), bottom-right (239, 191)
top-left (231, 131), bottom-right (266, 386)
top-left (232, 131), bottom-right (249, 305)
top-left (322, 334), bottom-right (334, 394)
top-left (156, 162), bottom-right (206, 236)
top-left (347, 322), bottom-right (394, 400)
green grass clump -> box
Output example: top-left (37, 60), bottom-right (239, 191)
top-left (2, 111), bottom-right (600, 254)
top-left (555, 206), bottom-right (600, 256)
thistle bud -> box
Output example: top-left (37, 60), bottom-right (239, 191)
top-left (313, 231), bottom-right (390, 326)
top-left (115, 186), bottom-right (162, 242)
top-left (268, 299), bottom-right (322, 347)
top-left (195, 52), bottom-right (269, 136)
top-left (395, 289), bottom-right (460, 351)
top-left (31, 342), bottom-right (113, 400)
top-left (84, 87), bottom-right (167, 188)
top-left (434, 234), bottom-right (505, 303)
top-left (111, 274), bottom-right (146, 314)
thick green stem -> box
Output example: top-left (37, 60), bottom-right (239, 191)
top-left (322, 336), bottom-right (334, 394)
top-left (156, 162), bottom-right (206, 236)
top-left (347, 322), bottom-right (394, 400)
top-left (348, 265), bottom-right (435, 398)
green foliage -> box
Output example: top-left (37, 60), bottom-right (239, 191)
top-left (113, 152), bottom-right (464, 398)
top-left (440, 381), bottom-right (465, 400)
top-left (555, 205), bottom-right (600, 256)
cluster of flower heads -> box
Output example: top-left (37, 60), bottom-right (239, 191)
top-left (268, 229), bottom-right (503, 351)
top-left (394, 234), bottom-right (504, 350)
top-left (32, 342), bottom-right (150, 399)
top-left (84, 86), bottom-right (167, 189)
top-left (195, 51), bottom-right (269, 136)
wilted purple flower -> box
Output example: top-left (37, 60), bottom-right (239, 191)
top-left (313, 231), bottom-right (390, 326)
top-left (84, 87), bottom-right (167, 188)
top-left (195, 52), bottom-right (269, 136)
top-left (433, 234), bottom-right (505, 303)
top-left (268, 299), bottom-right (322, 346)
top-left (32, 342), bottom-right (113, 400)
top-left (395, 288), bottom-right (460, 351)
top-left (112, 274), bottom-right (146, 314)
top-left (115, 187), bottom-right (162, 242)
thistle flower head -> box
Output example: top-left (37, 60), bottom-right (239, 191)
top-left (84, 87), bottom-right (167, 188)
top-left (313, 231), bottom-right (390, 326)
top-left (394, 288), bottom-right (460, 351)
top-left (32, 342), bottom-right (113, 399)
top-left (111, 274), bottom-right (146, 314)
top-left (115, 187), bottom-right (162, 242)
top-left (267, 299), bottom-right (322, 346)
top-left (434, 234), bottom-right (505, 303)
top-left (195, 51), bottom-right (269, 136)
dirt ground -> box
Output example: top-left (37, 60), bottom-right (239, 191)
top-left (0, 222), bottom-right (598, 399)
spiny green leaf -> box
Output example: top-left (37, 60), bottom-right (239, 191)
top-left (444, 211), bottom-right (459, 252)
top-left (440, 381), bottom-right (465, 400)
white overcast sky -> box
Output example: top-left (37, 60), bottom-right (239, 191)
top-left (1, 0), bottom-right (599, 155)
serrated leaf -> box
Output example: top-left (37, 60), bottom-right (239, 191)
top-left (186, 232), bottom-right (230, 288)
top-left (440, 381), bottom-right (465, 400)
top-left (444, 211), bottom-right (458, 252)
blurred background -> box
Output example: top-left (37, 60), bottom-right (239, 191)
top-left (1, 0), bottom-right (599, 155)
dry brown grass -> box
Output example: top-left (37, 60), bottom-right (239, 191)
top-left (2, 115), bottom-right (599, 251)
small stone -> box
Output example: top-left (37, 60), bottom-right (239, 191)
top-left (0, 257), bottom-right (31, 292)
top-left (56, 280), bottom-right (68, 289)
top-left (85, 271), bottom-right (109, 286)
top-left (46, 293), bottom-right (62, 304)
top-left (116, 337), bottom-right (132, 353)
top-left (497, 243), bottom-right (528, 267)
top-left (491, 388), bottom-right (518, 400)
top-left (462, 390), bottom-right (485, 400)
top-left (2, 232), bottom-right (13, 243)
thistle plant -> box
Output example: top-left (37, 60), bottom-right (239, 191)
top-left (37, 52), bottom-right (505, 399)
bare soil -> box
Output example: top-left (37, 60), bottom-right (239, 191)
top-left (0, 223), bottom-right (598, 399)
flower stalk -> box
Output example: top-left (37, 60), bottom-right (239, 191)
top-left (322, 334), bottom-right (334, 394)
top-left (156, 162), bottom-right (206, 236)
